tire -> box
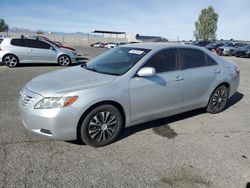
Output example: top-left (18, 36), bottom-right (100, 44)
top-left (207, 85), bottom-right (229, 114)
top-left (3, 54), bottom-right (19, 68)
top-left (57, 55), bottom-right (71, 66)
top-left (228, 50), bottom-right (234, 56)
top-left (80, 105), bottom-right (123, 147)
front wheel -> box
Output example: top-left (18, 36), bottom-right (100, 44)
top-left (80, 105), bottom-right (123, 147)
top-left (207, 85), bottom-right (229, 114)
top-left (228, 50), bottom-right (234, 56)
top-left (58, 55), bottom-right (71, 66)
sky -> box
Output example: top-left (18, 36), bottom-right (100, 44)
top-left (1, 0), bottom-right (250, 40)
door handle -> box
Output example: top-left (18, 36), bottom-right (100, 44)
top-left (175, 75), bottom-right (184, 81)
top-left (214, 69), bottom-right (221, 74)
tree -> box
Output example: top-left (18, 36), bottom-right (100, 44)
top-left (193, 6), bottom-right (218, 41)
top-left (0, 19), bottom-right (9, 32)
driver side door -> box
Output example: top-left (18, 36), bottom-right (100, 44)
top-left (129, 48), bottom-right (184, 123)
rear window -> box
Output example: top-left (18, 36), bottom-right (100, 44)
top-left (205, 54), bottom-right (217, 66)
top-left (11, 39), bottom-right (27, 47)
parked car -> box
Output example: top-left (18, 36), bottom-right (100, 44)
top-left (116, 42), bottom-right (127, 46)
top-left (91, 42), bottom-right (105, 48)
top-left (19, 43), bottom-right (240, 147)
top-left (0, 34), bottom-right (5, 40)
top-left (191, 41), bottom-right (211, 47)
top-left (216, 42), bottom-right (247, 56)
top-left (205, 42), bottom-right (225, 51)
top-left (104, 42), bottom-right (117, 49)
top-left (216, 43), bottom-right (237, 56)
top-left (235, 44), bottom-right (250, 58)
top-left (53, 41), bottom-right (63, 46)
top-left (0, 38), bottom-right (79, 67)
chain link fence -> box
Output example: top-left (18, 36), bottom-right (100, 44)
top-left (0, 32), bottom-right (128, 46)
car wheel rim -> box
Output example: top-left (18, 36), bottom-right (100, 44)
top-left (59, 56), bottom-right (70, 66)
top-left (212, 87), bottom-right (227, 112)
top-left (88, 111), bottom-right (118, 142)
top-left (5, 55), bottom-right (17, 67)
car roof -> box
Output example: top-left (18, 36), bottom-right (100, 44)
top-left (123, 42), bottom-right (205, 51)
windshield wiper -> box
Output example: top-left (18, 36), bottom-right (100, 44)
top-left (81, 64), bottom-right (120, 76)
top-left (81, 64), bottom-right (98, 72)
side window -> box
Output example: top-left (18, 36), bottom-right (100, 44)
top-left (206, 54), bottom-right (217, 66)
top-left (38, 41), bottom-right (51, 49)
top-left (26, 39), bottom-right (51, 49)
top-left (181, 48), bottom-right (206, 69)
top-left (11, 39), bottom-right (27, 47)
top-left (143, 48), bottom-right (178, 73)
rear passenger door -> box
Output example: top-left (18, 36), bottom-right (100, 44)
top-left (180, 48), bottom-right (221, 108)
top-left (27, 39), bottom-right (57, 63)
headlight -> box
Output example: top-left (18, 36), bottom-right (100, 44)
top-left (35, 96), bottom-right (78, 109)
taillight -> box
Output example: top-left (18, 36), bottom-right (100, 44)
top-left (235, 67), bottom-right (240, 74)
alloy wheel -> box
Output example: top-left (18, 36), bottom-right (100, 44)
top-left (58, 55), bottom-right (71, 66)
top-left (88, 111), bottom-right (118, 142)
top-left (211, 87), bottom-right (228, 112)
top-left (4, 55), bottom-right (18, 67)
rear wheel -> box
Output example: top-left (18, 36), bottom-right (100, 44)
top-left (58, 55), bottom-right (71, 66)
top-left (80, 105), bottom-right (123, 147)
top-left (207, 85), bottom-right (229, 114)
top-left (3, 54), bottom-right (19, 68)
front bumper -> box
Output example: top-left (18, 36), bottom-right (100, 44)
top-left (222, 50), bottom-right (230, 55)
top-left (19, 87), bottom-right (84, 140)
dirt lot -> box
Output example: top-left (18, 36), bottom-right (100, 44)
top-left (0, 46), bottom-right (250, 188)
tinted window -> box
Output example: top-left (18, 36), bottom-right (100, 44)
top-left (27, 39), bottom-right (51, 49)
top-left (143, 48), bottom-right (178, 73)
top-left (206, 54), bottom-right (217, 66)
top-left (181, 48), bottom-right (206, 69)
top-left (11, 39), bottom-right (27, 47)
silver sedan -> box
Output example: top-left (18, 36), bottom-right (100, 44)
top-left (0, 38), bottom-right (79, 67)
top-left (19, 43), bottom-right (240, 147)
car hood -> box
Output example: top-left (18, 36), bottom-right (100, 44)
top-left (25, 66), bottom-right (117, 96)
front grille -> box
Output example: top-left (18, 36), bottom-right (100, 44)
top-left (20, 94), bottom-right (35, 107)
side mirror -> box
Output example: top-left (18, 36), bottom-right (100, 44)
top-left (137, 67), bottom-right (156, 77)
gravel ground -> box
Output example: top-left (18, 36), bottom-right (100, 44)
top-left (0, 46), bottom-right (250, 188)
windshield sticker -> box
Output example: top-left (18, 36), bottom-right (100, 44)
top-left (128, 50), bottom-right (144, 55)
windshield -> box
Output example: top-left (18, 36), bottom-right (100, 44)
top-left (83, 47), bottom-right (150, 75)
